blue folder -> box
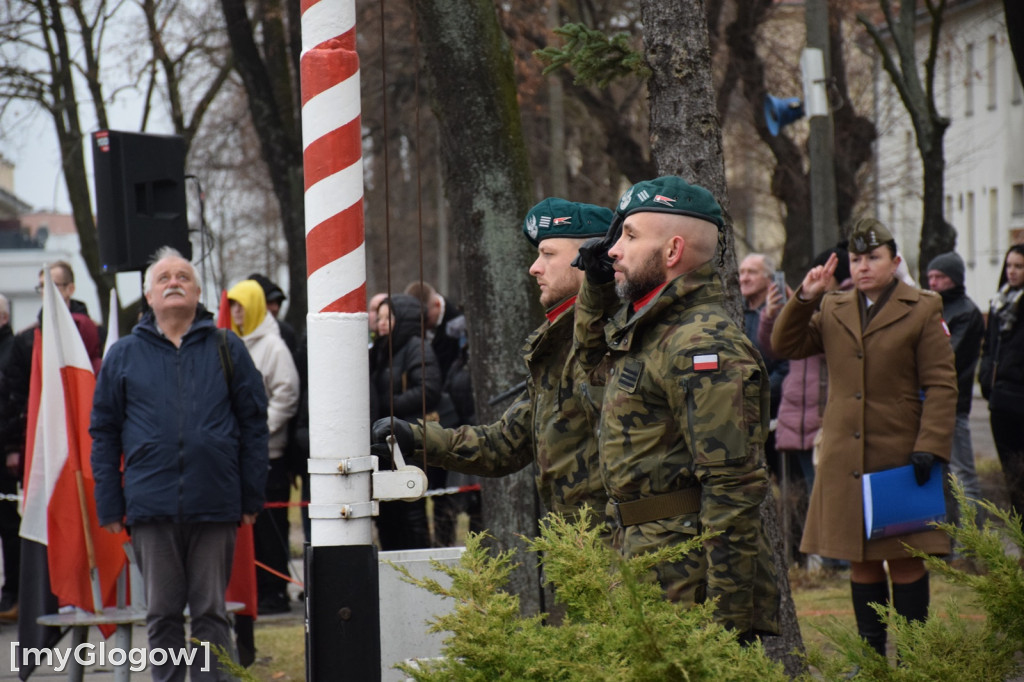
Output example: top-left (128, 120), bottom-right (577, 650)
top-left (862, 462), bottom-right (946, 540)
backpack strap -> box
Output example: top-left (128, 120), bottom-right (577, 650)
top-left (217, 329), bottom-right (234, 387)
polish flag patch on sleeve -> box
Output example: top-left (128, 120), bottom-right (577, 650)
top-left (941, 320), bottom-right (951, 337)
top-left (693, 353), bottom-right (720, 371)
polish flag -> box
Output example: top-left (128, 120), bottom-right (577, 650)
top-left (20, 271), bottom-right (128, 615)
top-left (692, 353), bottom-right (720, 372)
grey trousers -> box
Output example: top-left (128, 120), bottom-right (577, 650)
top-left (132, 522), bottom-right (237, 682)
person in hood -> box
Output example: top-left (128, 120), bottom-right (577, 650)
top-left (91, 247), bottom-right (269, 680)
top-left (228, 279), bottom-right (300, 615)
top-left (369, 293), bottom-right (440, 549)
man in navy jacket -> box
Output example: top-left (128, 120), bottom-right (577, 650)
top-left (91, 246), bottom-right (268, 681)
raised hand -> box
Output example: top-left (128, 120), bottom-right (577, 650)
top-left (798, 252), bottom-right (839, 300)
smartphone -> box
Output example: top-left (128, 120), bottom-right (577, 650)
top-left (773, 271), bottom-right (788, 304)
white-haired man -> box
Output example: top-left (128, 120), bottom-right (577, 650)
top-left (91, 246), bottom-right (269, 680)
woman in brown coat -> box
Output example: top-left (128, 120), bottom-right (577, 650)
top-left (772, 218), bottom-right (957, 658)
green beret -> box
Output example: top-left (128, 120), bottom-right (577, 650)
top-left (615, 175), bottom-right (724, 227)
top-left (522, 198), bottom-right (614, 247)
top-left (848, 217), bottom-right (895, 254)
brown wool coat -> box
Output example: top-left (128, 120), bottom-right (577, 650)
top-left (771, 280), bottom-right (957, 561)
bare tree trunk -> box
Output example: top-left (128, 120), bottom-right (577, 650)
top-left (640, 1), bottom-right (805, 674)
top-left (412, 0), bottom-right (544, 615)
top-left (220, 0), bottom-right (307, 334)
top-left (858, 0), bottom-right (954, 282)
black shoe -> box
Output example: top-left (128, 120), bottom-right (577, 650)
top-left (258, 594), bottom-right (290, 615)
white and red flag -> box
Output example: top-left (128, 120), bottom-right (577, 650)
top-left (20, 270), bottom-right (128, 615)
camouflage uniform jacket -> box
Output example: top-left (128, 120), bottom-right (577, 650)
top-left (411, 297), bottom-right (610, 525)
top-left (574, 262), bottom-right (779, 635)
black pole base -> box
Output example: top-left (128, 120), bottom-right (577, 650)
top-left (305, 543), bottom-right (381, 681)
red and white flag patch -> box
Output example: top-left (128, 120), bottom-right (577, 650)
top-left (693, 353), bottom-right (719, 371)
top-left (941, 320), bottom-right (950, 337)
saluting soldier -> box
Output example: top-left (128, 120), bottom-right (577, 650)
top-left (771, 218), bottom-right (956, 658)
top-left (573, 176), bottom-right (779, 641)
top-left (372, 198), bottom-right (614, 530)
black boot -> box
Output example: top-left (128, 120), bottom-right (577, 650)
top-left (891, 573), bottom-right (929, 624)
top-left (850, 580), bottom-right (889, 657)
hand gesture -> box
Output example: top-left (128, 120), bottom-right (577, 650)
top-left (799, 252), bottom-right (838, 300)
top-left (573, 236), bottom-right (615, 284)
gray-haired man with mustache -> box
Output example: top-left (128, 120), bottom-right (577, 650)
top-left (91, 246), bottom-right (269, 680)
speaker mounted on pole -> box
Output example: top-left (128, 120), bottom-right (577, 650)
top-left (93, 130), bottom-right (191, 273)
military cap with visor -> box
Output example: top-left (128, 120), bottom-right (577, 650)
top-left (848, 217), bottom-right (896, 254)
top-left (522, 198), bottom-right (614, 247)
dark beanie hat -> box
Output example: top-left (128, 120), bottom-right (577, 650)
top-left (811, 247), bottom-right (851, 285)
top-left (926, 252), bottom-right (965, 288)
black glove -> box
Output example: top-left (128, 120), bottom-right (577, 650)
top-left (573, 236), bottom-right (616, 284)
top-left (370, 417), bottom-right (414, 458)
top-left (370, 442), bottom-right (393, 470)
top-left (909, 451), bottom-right (935, 486)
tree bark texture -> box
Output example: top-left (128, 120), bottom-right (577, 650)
top-left (640, 1), bottom-right (805, 673)
top-left (413, 0), bottom-right (544, 615)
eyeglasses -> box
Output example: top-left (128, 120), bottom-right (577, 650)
top-left (35, 281), bottom-right (70, 294)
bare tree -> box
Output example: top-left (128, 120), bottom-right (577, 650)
top-left (858, 0), bottom-right (954, 280)
top-left (218, 0), bottom-right (306, 333)
top-left (720, 0), bottom-right (877, 275)
top-left (0, 0), bottom-right (236, 326)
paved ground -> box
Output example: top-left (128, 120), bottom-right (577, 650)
top-left (0, 396), bottom-right (1013, 679)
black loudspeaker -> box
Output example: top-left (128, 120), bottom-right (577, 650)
top-left (93, 130), bottom-right (191, 273)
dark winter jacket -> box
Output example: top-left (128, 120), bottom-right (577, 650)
top-left (979, 286), bottom-right (1024, 415)
top-left (0, 301), bottom-right (102, 458)
top-left (937, 286), bottom-right (984, 414)
top-left (90, 307), bottom-right (269, 526)
top-left (369, 294), bottom-right (441, 422)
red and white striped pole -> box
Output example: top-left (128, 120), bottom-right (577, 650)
top-left (301, 0), bottom-right (369, 547)
top-left (300, 1), bottom-right (379, 677)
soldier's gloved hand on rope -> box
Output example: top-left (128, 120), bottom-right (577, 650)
top-left (370, 417), bottom-right (414, 467)
top-left (573, 235), bottom-right (616, 284)
top-left (909, 451), bottom-right (935, 486)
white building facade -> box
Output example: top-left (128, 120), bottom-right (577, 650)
top-left (873, 0), bottom-right (1024, 301)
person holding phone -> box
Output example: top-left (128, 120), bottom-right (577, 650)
top-left (771, 219), bottom-right (956, 659)
top-left (739, 253), bottom-right (789, 480)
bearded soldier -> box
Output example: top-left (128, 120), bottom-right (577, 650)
top-left (573, 176), bottom-right (779, 640)
top-left (372, 198), bottom-right (614, 530)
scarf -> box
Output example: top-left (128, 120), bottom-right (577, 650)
top-left (992, 284), bottom-right (1024, 335)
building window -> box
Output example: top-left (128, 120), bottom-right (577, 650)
top-left (945, 194), bottom-right (954, 221)
top-left (965, 43), bottom-right (975, 117)
top-left (1012, 183), bottom-right (1024, 216)
top-left (988, 36), bottom-right (998, 110)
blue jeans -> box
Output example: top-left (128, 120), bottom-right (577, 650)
top-left (949, 412), bottom-right (981, 503)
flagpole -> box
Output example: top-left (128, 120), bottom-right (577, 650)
top-left (74, 470), bottom-right (104, 614)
